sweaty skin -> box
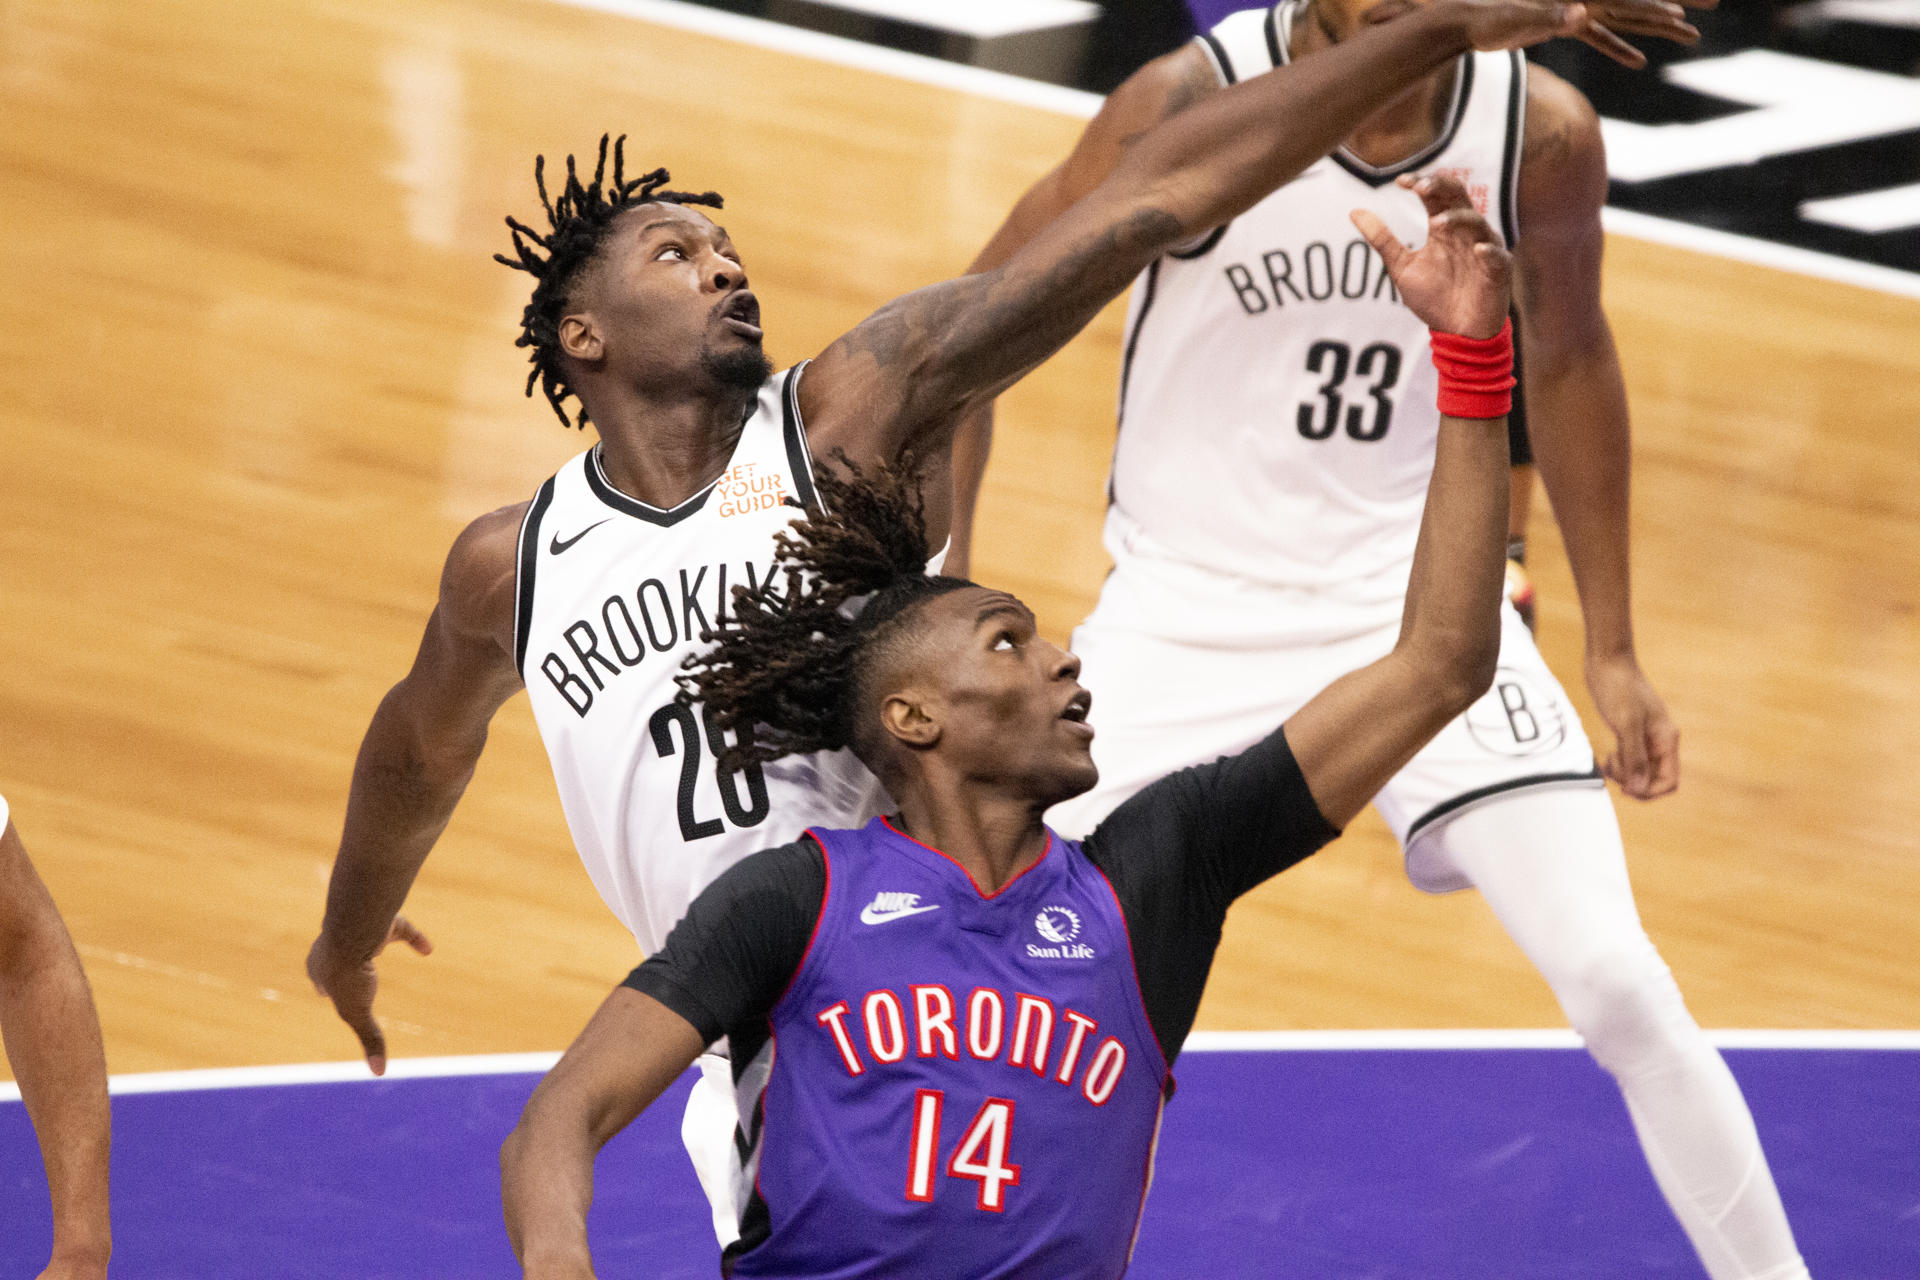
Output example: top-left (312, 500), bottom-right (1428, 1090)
top-left (306, 0), bottom-right (1708, 1074)
top-left (500, 175), bottom-right (1523, 1277)
top-left (945, 0), bottom-right (1696, 800)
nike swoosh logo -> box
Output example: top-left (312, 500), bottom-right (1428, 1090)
top-left (550, 519), bottom-right (610, 554)
top-left (859, 903), bottom-right (941, 926)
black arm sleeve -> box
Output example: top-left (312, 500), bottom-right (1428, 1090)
top-left (622, 837), bottom-right (826, 1046)
top-left (1083, 725), bottom-right (1340, 1065)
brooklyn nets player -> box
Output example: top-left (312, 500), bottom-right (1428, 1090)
top-left (946, 2), bottom-right (1808, 1277)
top-left (303, 0), bottom-right (1711, 1248)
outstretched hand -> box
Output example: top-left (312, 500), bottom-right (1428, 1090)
top-left (1351, 174), bottom-right (1511, 340)
top-left (1450, 0), bottom-right (1715, 69)
top-left (307, 916), bottom-right (433, 1076)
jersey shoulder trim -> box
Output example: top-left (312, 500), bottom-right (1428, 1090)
top-left (771, 830), bottom-right (834, 1015)
top-left (1116, 258), bottom-right (1164, 431)
top-left (512, 476), bottom-right (556, 676)
top-left (780, 362), bottom-right (821, 511)
top-left (1499, 50), bottom-right (1528, 247)
top-left (1201, 5), bottom-right (1272, 85)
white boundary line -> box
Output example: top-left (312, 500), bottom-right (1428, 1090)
top-left (552, 0), bottom-right (1920, 301)
top-left (1182, 1028), bottom-right (1920, 1052)
top-left (5, 1034), bottom-right (1914, 1102)
top-left (552, 0), bottom-right (1103, 117)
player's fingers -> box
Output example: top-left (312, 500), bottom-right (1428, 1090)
top-left (1348, 209), bottom-right (1407, 273)
top-left (1411, 172), bottom-right (1474, 220)
top-left (1647, 715), bottom-right (1681, 798)
top-left (1577, 21), bottom-right (1649, 69)
top-left (1613, 710), bottom-right (1652, 798)
top-left (346, 1007), bottom-right (388, 1076)
top-left (390, 916), bottom-right (434, 956)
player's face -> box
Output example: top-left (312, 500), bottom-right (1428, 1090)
top-left (572, 203), bottom-right (770, 395)
top-left (900, 588), bottom-right (1098, 805)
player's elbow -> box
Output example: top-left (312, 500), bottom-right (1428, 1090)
top-left (1409, 627), bottom-right (1499, 720)
top-left (1440, 632), bottom-right (1500, 717)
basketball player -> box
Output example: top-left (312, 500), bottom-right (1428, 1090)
top-left (0, 795), bottom-right (113, 1280)
top-left (304, 0), bottom-right (1706, 1245)
top-left (944, 2), bottom-right (1809, 1277)
top-left (501, 175), bottom-right (1524, 1277)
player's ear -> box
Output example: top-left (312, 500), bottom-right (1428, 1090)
top-left (881, 692), bottom-right (941, 751)
top-left (558, 312), bottom-right (603, 363)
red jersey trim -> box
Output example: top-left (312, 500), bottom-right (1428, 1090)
top-left (773, 830), bottom-right (834, 1012)
top-left (1090, 861), bottom-right (1172, 1085)
top-left (880, 815), bottom-right (1054, 901)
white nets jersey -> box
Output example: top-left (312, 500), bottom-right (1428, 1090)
top-left (1108, 1), bottom-right (1525, 604)
top-left (515, 364), bottom-right (886, 954)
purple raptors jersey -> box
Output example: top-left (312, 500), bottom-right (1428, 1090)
top-left (725, 817), bottom-right (1172, 1279)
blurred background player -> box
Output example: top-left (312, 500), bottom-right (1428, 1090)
top-left (945, 1), bottom-right (1812, 1277)
top-left (500, 174), bottom-right (1527, 1277)
top-left (305, 0), bottom-right (1680, 1245)
top-left (0, 794), bottom-right (112, 1280)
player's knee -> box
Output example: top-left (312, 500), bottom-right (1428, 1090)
top-left (1553, 941), bottom-right (1696, 1078)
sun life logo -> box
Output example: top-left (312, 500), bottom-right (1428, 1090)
top-left (1035, 906), bottom-right (1080, 944)
top-left (1028, 906), bottom-right (1094, 960)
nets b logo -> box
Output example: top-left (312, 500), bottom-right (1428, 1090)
top-left (1464, 666), bottom-right (1567, 758)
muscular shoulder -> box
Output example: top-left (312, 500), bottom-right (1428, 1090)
top-left (1517, 66), bottom-right (1606, 223)
top-left (1095, 40), bottom-right (1225, 153)
top-left (439, 500), bottom-right (527, 654)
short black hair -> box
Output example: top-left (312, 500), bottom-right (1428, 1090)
top-left (493, 135), bottom-right (723, 428)
top-left (676, 454), bottom-right (970, 772)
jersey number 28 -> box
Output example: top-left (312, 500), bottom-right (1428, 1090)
top-left (648, 702), bottom-right (770, 842)
top-left (1296, 340), bottom-right (1401, 442)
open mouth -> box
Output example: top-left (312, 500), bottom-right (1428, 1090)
top-left (719, 291), bottom-right (763, 340)
top-left (1060, 689), bottom-right (1093, 734)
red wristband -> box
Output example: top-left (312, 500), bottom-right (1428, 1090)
top-left (1431, 319), bottom-right (1515, 419)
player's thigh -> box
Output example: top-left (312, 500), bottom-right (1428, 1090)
top-left (1421, 787), bottom-right (1653, 984)
top-left (1375, 604), bottom-right (1605, 892)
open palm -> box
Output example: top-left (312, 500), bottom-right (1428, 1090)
top-left (1351, 174), bottom-right (1511, 340)
top-left (1453, 0), bottom-right (1716, 69)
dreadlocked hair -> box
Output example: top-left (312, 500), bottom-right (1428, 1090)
top-left (676, 452), bottom-right (972, 774)
top-left (493, 134), bottom-right (723, 429)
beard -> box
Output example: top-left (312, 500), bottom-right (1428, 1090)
top-left (702, 341), bottom-right (773, 393)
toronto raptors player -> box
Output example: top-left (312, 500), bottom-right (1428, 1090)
top-left (303, 0), bottom-right (1709, 1248)
top-left (505, 175), bottom-right (1529, 1276)
top-left (945, 2), bottom-right (1807, 1277)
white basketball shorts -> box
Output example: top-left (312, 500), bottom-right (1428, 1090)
top-left (1048, 547), bottom-right (1603, 891)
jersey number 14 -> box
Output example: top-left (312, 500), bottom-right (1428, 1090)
top-left (907, 1091), bottom-right (1022, 1212)
top-left (1297, 340), bottom-right (1402, 442)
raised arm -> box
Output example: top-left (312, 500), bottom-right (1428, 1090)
top-left (0, 810), bottom-right (112, 1280)
top-left (802, 0), bottom-right (1707, 481)
top-left (945, 42), bottom-right (1223, 577)
top-left (1283, 175), bottom-right (1515, 828)
top-left (1512, 67), bottom-right (1678, 799)
top-left (502, 987), bottom-right (705, 1279)
top-left (306, 504), bottom-right (526, 1074)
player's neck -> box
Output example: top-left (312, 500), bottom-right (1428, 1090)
top-left (584, 382), bottom-right (755, 510)
top-left (888, 780), bottom-right (1050, 897)
top-left (1291, 1), bottom-right (1460, 170)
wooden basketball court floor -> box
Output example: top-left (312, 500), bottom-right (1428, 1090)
top-left (1, 0), bottom-right (1915, 1095)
